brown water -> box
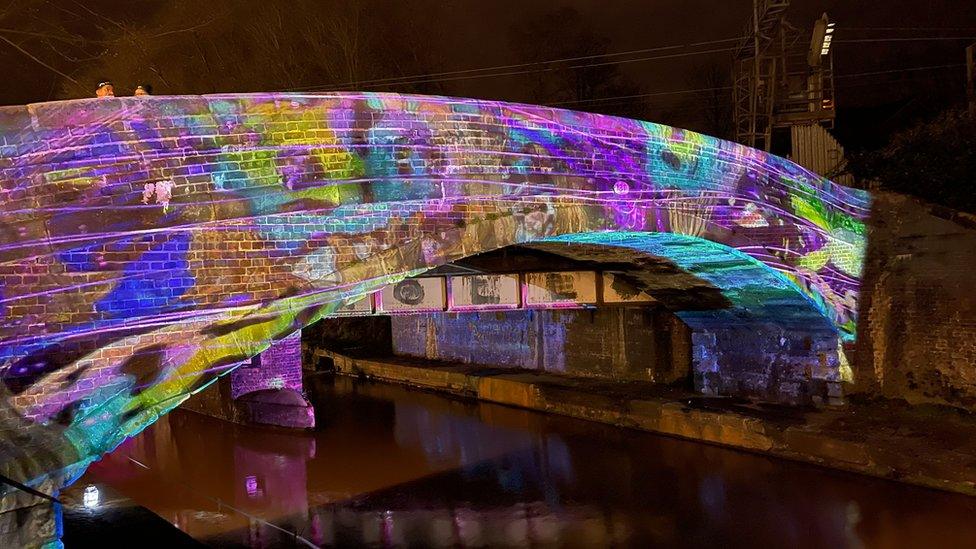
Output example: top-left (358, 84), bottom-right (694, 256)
top-left (70, 374), bottom-right (976, 548)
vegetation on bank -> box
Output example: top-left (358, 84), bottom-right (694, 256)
top-left (847, 108), bottom-right (976, 213)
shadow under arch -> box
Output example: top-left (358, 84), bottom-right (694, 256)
top-left (527, 231), bottom-right (843, 402)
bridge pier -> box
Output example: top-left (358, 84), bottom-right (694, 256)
top-left (691, 324), bottom-right (842, 406)
top-left (180, 331), bottom-right (315, 429)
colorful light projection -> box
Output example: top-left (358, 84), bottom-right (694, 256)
top-left (539, 231), bottom-right (840, 331)
top-left (0, 92), bottom-right (869, 491)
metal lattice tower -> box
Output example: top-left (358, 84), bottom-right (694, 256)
top-left (733, 0), bottom-right (791, 150)
top-left (732, 2), bottom-right (836, 151)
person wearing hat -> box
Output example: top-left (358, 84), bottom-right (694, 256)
top-left (134, 84), bottom-right (151, 97)
top-left (95, 81), bottom-right (114, 98)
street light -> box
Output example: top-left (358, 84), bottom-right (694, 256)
top-left (808, 14), bottom-right (834, 67)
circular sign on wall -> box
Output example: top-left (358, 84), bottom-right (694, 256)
top-left (393, 279), bottom-right (426, 305)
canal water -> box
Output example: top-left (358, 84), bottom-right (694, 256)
top-left (66, 374), bottom-right (976, 548)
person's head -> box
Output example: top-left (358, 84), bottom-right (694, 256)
top-left (133, 84), bottom-right (151, 97)
top-left (95, 81), bottom-right (114, 98)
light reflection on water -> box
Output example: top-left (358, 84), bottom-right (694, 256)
top-left (69, 374), bottom-right (976, 547)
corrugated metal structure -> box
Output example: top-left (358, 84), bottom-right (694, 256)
top-left (967, 43), bottom-right (975, 115)
top-left (789, 123), bottom-right (853, 185)
top-left (732, 3), bottom-right (836, 151)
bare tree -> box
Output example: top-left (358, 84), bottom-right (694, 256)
top-left (508, 7), bottom-right (645, 119)
top-left (690, 62), bottom-right (733, 139)
top-left (0, 0), bottom-right (101, 99)
top-left (61, 0), bottom-right (415, 97)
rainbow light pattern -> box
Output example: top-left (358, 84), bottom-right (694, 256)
top-left (0, 93), bottom-right (869, 491)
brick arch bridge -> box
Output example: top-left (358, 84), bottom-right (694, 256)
top-left (0, 93), bottom-right (869, 491)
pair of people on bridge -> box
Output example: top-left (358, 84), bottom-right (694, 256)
top-left (95, 81), bottom-right (151, 98)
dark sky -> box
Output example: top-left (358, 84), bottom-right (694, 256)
top-left (1, 0), bottom-right (974, 148)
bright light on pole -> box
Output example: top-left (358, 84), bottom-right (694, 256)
top-left (809, 14), bottom-right (834, 67)
top-left (822, 22), bottom-right (835, 56)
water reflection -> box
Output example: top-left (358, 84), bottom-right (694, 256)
top-left (65, 374), bottom-right (976, 548)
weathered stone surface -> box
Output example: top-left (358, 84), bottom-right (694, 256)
top-left (693, 323), bottom-right (840, 405)
top-left (391, 308), bottom-right (691, 385)
top-left (855, 192), bottom-right (976, 411)
top-left (0, 502), bottom-right (59, 548)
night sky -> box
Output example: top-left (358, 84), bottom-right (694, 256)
top-left (1, 0), bottom-right (974, 149)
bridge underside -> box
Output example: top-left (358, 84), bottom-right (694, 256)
top-left (0, 92), bottom-right (868, 497)
top-left (364, 233), bottom-right (842, 404)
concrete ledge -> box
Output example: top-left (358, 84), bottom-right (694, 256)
top-left (324, 350), bottom-right (976, 496)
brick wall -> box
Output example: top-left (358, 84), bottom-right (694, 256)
top-left (855, 192), bottom-right (976, 409)
top-left (390, 307), bottom-right (840, 403)
top-left (392, 307), bottom-right (691, 384)
top-left (231, 330), bottom-right (303, 399)
top-left (181, 329), bottom-right (314, 428)
top-left (693, 324), bottom-right (841, 405)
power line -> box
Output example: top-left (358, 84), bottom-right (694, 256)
top-left (285, 37), bottom-right (745, 93)
top-left (835, 63), bottom-right (965, 79)
top-left (544, 63), bottom-right (967, 113)
top-left (283, 44), bottom-right (968, 106)
top-left (310, 46), bottom-right (738, 93)
top-left (548, 86), bottom-right (731, 107)
top-left (0, 33), bottom-right (80, 84)
top-left (433, 63), bottom-right (966, 114)
top-left (836, 37), bottom-right (976, 44)
top-left (565, 46), bottom-right (735, 71)
top-left (289, 36), bottom-right (744, 91)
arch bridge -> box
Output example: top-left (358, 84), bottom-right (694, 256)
top-left (0, 93), bottom-right (868, 492)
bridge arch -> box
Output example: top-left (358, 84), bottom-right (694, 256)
top-left (299, 222), bottom-right (844, 402)
top-left (0, 93), bottom-right (869, 489)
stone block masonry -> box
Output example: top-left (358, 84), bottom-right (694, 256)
top-left (855, 192), bottom-right (976, 409)
top-left (392, 308), bottom-right (691, 385)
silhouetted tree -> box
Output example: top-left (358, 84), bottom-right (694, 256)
top-left (60, 1), bottom-right (443, 98)
top-left (508, 7), bottom-right (646, 119)
top-left (846, 107), bottom-right (976, 212)
top-left (0, 0), bottom-right (98, 102)
top-left (689, 63), bottom-right (733, 139)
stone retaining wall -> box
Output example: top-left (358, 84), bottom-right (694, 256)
top-left (391, 307), bottom-right (691, 385)
top-left (855, 192), bottom-right (976, 410)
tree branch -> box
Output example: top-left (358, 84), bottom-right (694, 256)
top-left (0, 33), bottom-right (79, 84)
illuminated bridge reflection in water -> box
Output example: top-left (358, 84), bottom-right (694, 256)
top-left (72, 375), bottom-right (976, 548)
